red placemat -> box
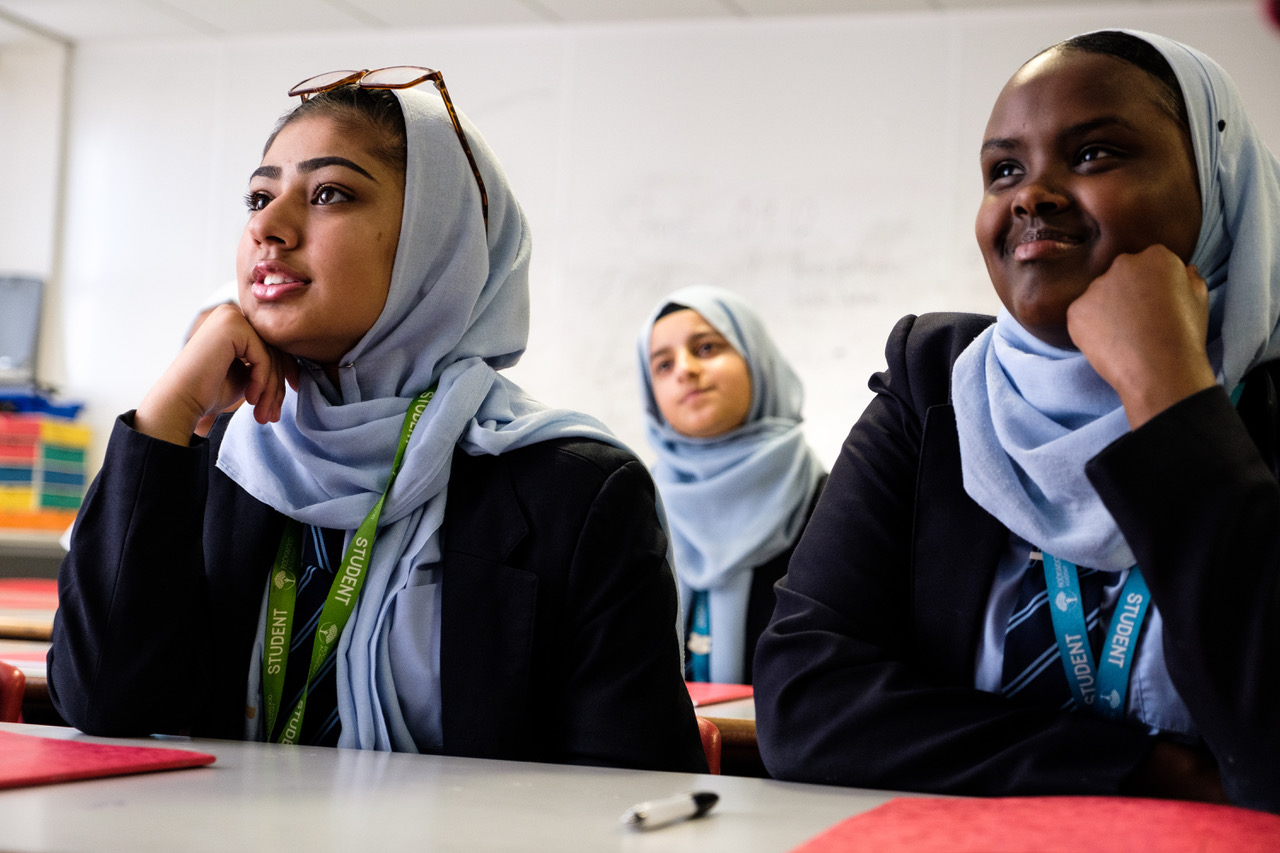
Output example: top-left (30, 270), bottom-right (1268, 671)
top-left (685, 682), bottom-right (753, 707)
top-left (792, 796), bottom-right (1280, 853)
top-left (0, 730), bottom-right (215, 789)
top-left (0, 639), bottom-right (47, 664)
top-left (0, 578), bottom-right (58, 610)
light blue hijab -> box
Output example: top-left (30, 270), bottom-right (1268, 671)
top-left (637, 286), bottom-right (825, 683)
top-left (218, 85), bottom-right (625, 751)
top-left (953, 30), bottom-right (1280, 572)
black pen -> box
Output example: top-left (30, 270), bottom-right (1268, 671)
top-left (621, 791), bottom-right (719, 830)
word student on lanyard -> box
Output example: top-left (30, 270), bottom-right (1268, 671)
top-left (1036, 551), bottom-right (1151, 721)
top-left (262, 388), bottom-right (434, 744)
top-left (1035, 384), bottom-right (1242, 722)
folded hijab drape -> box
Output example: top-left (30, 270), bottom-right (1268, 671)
top-left (952, 29), bottom-right (1280, 572)
top-left (637, 285), bottom-right (825, 683)
top-left (218, 86), bottom-right (626, 751)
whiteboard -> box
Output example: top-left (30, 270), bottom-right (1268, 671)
top-left (43, 3), bottom-right (1280, 471)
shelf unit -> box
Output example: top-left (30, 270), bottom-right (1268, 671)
top-left (0, 529), bottom-right (65, 578)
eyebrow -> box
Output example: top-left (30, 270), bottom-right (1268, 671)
top-left (980, 115), bottom-right (1140, 156)
top-left (250, 156), bottom-right (377, 182)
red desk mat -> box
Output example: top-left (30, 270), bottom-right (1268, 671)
top-left (0, 578), bottom-right (58, 610)
top-left (0, 643), bottom-right (47, 681)
top-left (792, 796), bottom-right (1280, 853)
top-left (685, 682), bottom-right (753, 707)
top-left (0, 644), bottom-right (47, 664)
top-left (0, 730), bottom-right (215, 789)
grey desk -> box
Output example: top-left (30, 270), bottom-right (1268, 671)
top-left (0, 723), bottom-right (895, 852)
top-left (694, 697), bottom-right (753, 720)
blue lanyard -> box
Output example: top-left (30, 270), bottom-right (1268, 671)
top-left (1038, 551), bottom-right (1152, 722)
top-left (688, 590), bottom-right (711, 682)
top-left (1033, 382), bottom-right (1240, 721)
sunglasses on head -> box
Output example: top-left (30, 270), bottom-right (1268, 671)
top-left (289, 66), bottom-right (488, 232)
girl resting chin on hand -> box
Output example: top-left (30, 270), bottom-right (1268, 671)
top-left (50, 70), bottom-right (706, 772)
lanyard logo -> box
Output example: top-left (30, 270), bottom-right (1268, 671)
top-left (1040, 551), bottom-right (1152, 722)
top-left (261, 387), bottom-right (436, 744)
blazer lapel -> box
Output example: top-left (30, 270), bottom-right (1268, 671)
top-left (437, 451), bottom-right (537, 758)
top-left (910, 403), bottom-right (1007, 684)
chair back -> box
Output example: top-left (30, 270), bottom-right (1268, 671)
top-left (697, 717), bottom-right (721, 775)
top-left (0, 661), bottom-right (25, 723)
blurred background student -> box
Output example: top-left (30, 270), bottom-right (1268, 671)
top-left (638, 285), bottom-right (826, 684)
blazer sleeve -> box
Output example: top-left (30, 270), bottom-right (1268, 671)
top-left (47, 413), bottom-right (214, 736)
top-left (754, 313), bottom-right (1154, 796)
top-left (551, 452), bottom-right (708, 772)
top-left (1087, 376), bottom-right (1280, 813)
top-left (440, 440), bottom-right (707, 773)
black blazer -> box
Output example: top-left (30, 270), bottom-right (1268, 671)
top-left (754, 312), bottom-right (1280, 812)
top-left (49, 413), bottom-right (706, 773)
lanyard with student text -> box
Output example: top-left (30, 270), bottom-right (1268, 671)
top-left (1037, 550), bottom-right (1151, 722)
top-left (1034, 382), bottom-right (1243, 721)
top-left (262, 387), bottom-right (435, 744)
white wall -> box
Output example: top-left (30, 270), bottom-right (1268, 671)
top-left (0, 38), bottom-right (67, 381)
top-left (0, 40), bottom-right (64, 277)
top-left (36, 2), bottom-right (1280, 471)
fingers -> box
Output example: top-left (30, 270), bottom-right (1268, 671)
top-left (1067, 245), bottom-right (1216, 429)
top-left (238, 335), bottom-right (291, 425)
top-left (212, 305), bottom-right (299, 426)
top-left (1185, 264), bottom-right (1209, 314)
top-left (136, 305), bottom-right (297, 443)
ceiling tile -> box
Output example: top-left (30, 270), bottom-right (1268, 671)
top-left (0, 20), bottom-right (33, 43)
top-left (933, 0), bottom-right (1117, 6)
top-left (343, 0), bottom-right (549, 27)
top-left (158, 0), bottom-right (373, 35)
top-left (533, 0), bottom-right (736, 23)
top-left (0, 0), bottom-right (200, 40)
top-left (0, 0), bottom-right (1255, 45)
top-left (733, 0), bottom-right (931, 13)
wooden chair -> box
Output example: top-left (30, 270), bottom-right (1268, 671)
top-left (697, 716), bottom-right (721, 775)
top-left (701, 717), bottom-right (767, 777)
top-left (0, 661), bottom-right (26, 723)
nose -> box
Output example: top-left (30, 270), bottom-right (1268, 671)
top-left (674, 349), bottom-right (700, 380)
top-left (246, 197), bottom-right (300, 249)
top-left (1011, 173), bottom-right (1070, 218)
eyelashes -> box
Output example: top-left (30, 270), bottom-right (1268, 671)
top-left (244, 190), bottom-right (270, 212)
top-left (242, 184), bottom-right (354, 214)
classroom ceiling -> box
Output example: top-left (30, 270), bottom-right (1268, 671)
top-left (0, 0), bottom-right (1252, 45)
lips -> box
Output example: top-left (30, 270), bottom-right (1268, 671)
top-left (1011, 227), bottom-right (1085, 261)
top-left (681, 386), bottom-right (714, 404)
top-left (250, 261), bottom-right (310, 301)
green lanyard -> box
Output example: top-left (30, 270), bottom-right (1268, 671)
top-left (262, 388), bottom-right (435, 744)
